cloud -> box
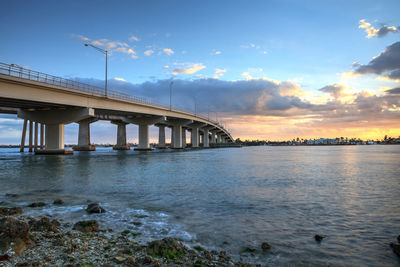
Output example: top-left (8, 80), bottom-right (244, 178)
top-left (385, 88), bottom-right (400, 94)
top-left (215, 51), bottom-right (221, 55)
top-left (129, 36), bottom-right (139, 42)
top-left (172, 63), bottom-right (206, 76)
top-left (318, 84), bottom-right (345, 99)
top-left (144, 49), bottom-right (154, 56)
top-left (163, 65), bottom-right (169, 69)
top-left (359, 19), bottom-right (399, 38)
top-left (163, 48), bottom-right (174, 55)
top-left (73, 34), bottom-right (138, 59)
top-left (114, 77), bottom-right (126, 82)
top-left (215, 68), bottom-right (226, 76)
top-left (353, 42), bottom-right (400, 76)
top-left (115, 47), bottom-right (138, 59)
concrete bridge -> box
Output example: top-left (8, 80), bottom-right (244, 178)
top-left (0, 62), bottom-right (236, 154)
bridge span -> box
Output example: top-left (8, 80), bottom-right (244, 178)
top-left (0, 62), bottom-right (235, 154)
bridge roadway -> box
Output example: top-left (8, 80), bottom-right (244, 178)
top-left (0, 62), bottom-right (235, 154)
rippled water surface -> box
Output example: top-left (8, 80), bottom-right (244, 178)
top-left (1, 145), bottom-right (400, 266)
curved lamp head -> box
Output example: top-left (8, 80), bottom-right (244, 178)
top-left (84, 44), bottom-right (89, 47)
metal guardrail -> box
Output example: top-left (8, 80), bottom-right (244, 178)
top-left (0, 62), bottom-right (231, 137)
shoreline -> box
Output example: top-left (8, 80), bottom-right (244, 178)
top-left (0, 205), bottom-right (253, 267)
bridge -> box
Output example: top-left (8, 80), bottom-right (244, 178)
top-left (0, 62), bottom-right (236, 154)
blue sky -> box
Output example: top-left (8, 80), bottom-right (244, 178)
top-left (1, 0), bottom-right (400, 143)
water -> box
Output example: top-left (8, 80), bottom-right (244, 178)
top-left (1, 145), bottom-right (400, 266)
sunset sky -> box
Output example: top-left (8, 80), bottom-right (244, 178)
top-left (1, 0), bottom-right (399, 143)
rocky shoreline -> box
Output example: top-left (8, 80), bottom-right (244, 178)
top-left (0, 204), bottom-right (253, 267)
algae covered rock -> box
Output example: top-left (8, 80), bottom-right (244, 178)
top-left (73, 220), bottom-right (99, 233)
top-left (146, 237), bottom-right (186, 259)
top-left (0, 217), bottom-right (33, 256)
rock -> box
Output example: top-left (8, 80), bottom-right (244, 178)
top-left (72, 220), bottom-right (99, 233)
top-left (53, 199), bottom-right (64, 205)
top-left (29, 217), bottom-right (60, 232)
top-left (28, 202), bottom-right (46, 208)
top-left (127, 256), bottom-right (136, 265)
top-left (0, 254), bottom-right (10, 261)
top-left (132, 221), bottom-right (142, 226)
top-left (86, 203), bottom-right (106, 214)
top-left (0, 217), bottom-right (32, 256)
top-left (390, 242), bottom-right (400, 256)
top-left (314, 234), bottom-right (325, 242)
top-left (0, 207), bottom-right (23, 216)
top-left (146, 238), bottom-right (186, 259)
top-left (114, 256), bottom-right (126, 264)
top-left (4, 194), bottom-right (18, 198)
top-left (241, 247), bottom-right (256, 253)
top-left (261, 242), bottom-right (271, 250)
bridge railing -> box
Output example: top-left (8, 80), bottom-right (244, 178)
top-left (0, 62), bottom-right (230, 135)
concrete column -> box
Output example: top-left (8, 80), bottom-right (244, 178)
top-left (112, 122), bottom-right (130, 150)
top-left (182, 128), bottom-right (186, 148)
top-left (210, 131), bottom-right (217, 144)
top-left (29, 120), bottom-right (33, 152)
top-left (45, 124), bottom-right (65, 150)
top-left (217, 133), bottom-right (222, 143)
top-left (203, 128), bottom-right (210, 148)
top-left (136, 124), bottom-right (151, 151)
top-left (20, 119), bottom-right (27, 152)
top-left (34, 122), bottom-right (38, 152)
top-left (74, 118), bottom-right (96, 151)
top-left (191, 127), bottom-right (200, 148)
top-left (18, 107), bottom-right (94, 155)
top-left (122, 116), bottom-right (165, 151)
top-left (40, 123), bottom-right (44, 149)
top-left (170, 126), bottom-right (174, 148)
top-left (171, 124), bottom-right (183, 148)
top-left (157, 125), bottom-right (166, 148)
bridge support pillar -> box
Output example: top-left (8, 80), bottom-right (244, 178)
top-left (156, 124), bottom-right (166, 149)
top-left (217, 134), bottom-right (222, 143)
top-left (210, 130), bottom-right (217, 144)
top-left (202, 128), bottom-right (210, 148)
top-left (112, 121), bottom-right (130, 150)
top-left (121, 116), bottom-right (165, 151)
top-left (136, 124), bottom-right (151, 151)
top-left (191, 128), bottom-right (199, 148)
top-left (182, 128), bottom-right (187, 148)
top-left (74, 118), bottom-right (97, 151)
top-left (18, 108), bottom-right (94, 155)
top-left (171, 124), bottom-right (183, 149)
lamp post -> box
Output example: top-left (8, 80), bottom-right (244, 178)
top-left (85, 43), bottom-right (108, 97)
top-left (169, 81), bottom-right (173, 110)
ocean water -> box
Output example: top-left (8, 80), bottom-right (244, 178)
top-left (0, 145), bottom-right (400, 266)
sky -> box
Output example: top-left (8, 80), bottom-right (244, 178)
top-left (1, 0), bottom-right (400, 144)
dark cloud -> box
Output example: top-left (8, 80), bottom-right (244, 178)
top-left (388, 69), bottom-right (400, 80)
top-left (75, 77), bottom-right (313, 116)
top-left (385, 88), bottom-right (400, 94)
top-left (376, 25), bottom-right (399, 37)
top-left (318, 84), bottom-right (345, 99)
top-left (353, 42), bottom-right (400, 75)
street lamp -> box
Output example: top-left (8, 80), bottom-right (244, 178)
top-left (84, 43), bottom-right (108, 97)
top-left (169, 81), bottom-right (173, 110)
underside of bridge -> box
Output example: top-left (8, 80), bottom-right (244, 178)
top-left (0, 64), bottom-right (236, 154)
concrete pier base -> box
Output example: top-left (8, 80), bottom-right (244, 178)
top-left (113, 145), bottom-right (131, 150)
top-left (73, 145), bottom-right (96, 151)
top-left (35, 149), bottom-right (73, 155)
top-left (134, 147), bottom-right (154, 151)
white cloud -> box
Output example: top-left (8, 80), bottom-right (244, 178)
top-left (114, 77), bottom-right (126, 82)
top-left (163, 65), bottom-right (169, 69)
top-left (144, 49), bottom-right (154, 56)
top-left (129, 35), bottom-right (139, 42)
top-left (215, 69), bottom-right (227, 76)
top-left (359, 19), bottom-right (399, 38)
top-left (163, 48), bottom-right (174, 55)
top-left (172, 63), bottom-right (206, 76)
top-left (215, 51), bottom-right (222, 55)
